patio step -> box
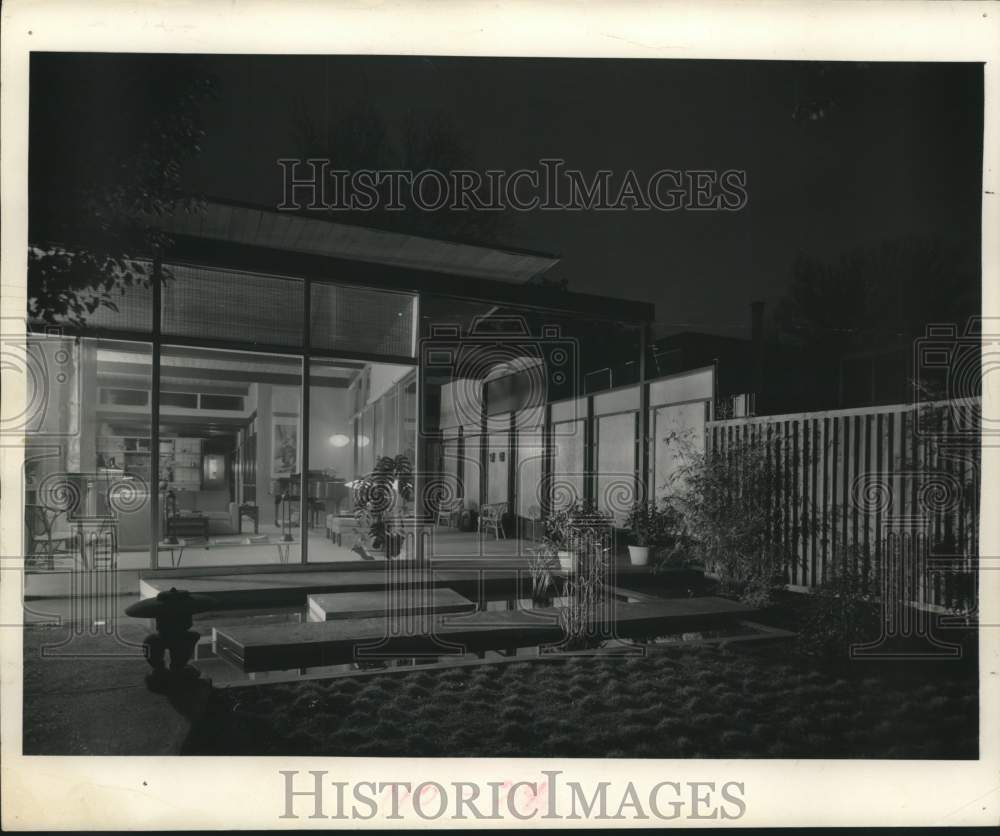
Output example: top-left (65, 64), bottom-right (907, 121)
top-left (141, 566), bottom-right (542, 609)
top-left (214, 596), bottom-right (755, 672)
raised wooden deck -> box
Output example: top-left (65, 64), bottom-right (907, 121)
top-left (307, 588), bottom-right (476, 621)
top-left (142, 568), bottom-right (530, 608)
top-left (140, 563), bottom-right (646, 609)
top-left (214, 596), bottom-right (755, 672)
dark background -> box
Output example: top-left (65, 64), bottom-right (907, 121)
top-left (30, 55), bottom-right (984, 346)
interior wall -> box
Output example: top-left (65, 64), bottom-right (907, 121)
top-left (309, 385), bottom-right (352, 477)
top-left (367, 364), bottom-right (412, 405)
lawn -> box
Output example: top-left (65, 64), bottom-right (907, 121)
top-left (184, 641), bottom-right (978, 758)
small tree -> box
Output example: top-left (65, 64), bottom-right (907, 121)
top-left (667, 432), bottom-right (801, 607)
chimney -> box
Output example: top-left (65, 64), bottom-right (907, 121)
top-left (751, 300), bottom-right (765, 412)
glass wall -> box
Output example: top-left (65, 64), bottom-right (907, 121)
top-left (550, 401), bottom-right (586, 512)
top-left (158, 346), bottom-right (303, 567)
top-left (24, 337), bottom-right (152, 571)
top-left (419, 295), bottom-right (643, 549)
top-left (24, 264), bottom-right (423, 569)
top-left (593, 386), bottom-right (641, 526)
top-left (310, 359), bottom-right (417, 562)
top-left (647, 368), bottom-right (714, 501)
top-left (24, 266), bottom-right (645, 568)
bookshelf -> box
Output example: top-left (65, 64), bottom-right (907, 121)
top-left (97, 435), bottom-right (203, 491)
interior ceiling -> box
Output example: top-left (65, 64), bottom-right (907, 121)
top-left (96, 348), bottom-right (364, 390)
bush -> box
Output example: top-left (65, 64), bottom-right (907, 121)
top-left (797, 544), bottom-right (881, 659)
top-left (665, 433), bottom-right (798, 607)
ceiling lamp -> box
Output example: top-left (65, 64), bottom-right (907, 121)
top-left (328, 433), bottom-right (350, 448)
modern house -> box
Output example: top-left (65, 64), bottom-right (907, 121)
top-left (27, 200), bottom-right (736, 581)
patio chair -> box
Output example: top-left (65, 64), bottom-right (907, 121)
top-left (478, 501), bottom-right (508, 541)
top-left (435, 498), bottom-right (463, 528)
top-left (24, 504), bottom-right (78, 570)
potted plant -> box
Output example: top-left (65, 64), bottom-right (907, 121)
top-left (542, 506), bottom-right (576, 572)
top-left (352, 454), bottom-right (413, 559)
top-left (625, 500), bottom-right (692, 567)
top-left (624, 502), bottom-right (657, 565)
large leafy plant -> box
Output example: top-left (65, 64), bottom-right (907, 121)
top-left (352, 454), bottom-right (414, 557)
top-left (542, 500), bottom-right (613, 553)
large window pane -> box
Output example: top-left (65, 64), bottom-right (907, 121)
top-left (24, 337), bottom-right (152, 573)
top-left (159, 346), bottom-right (302, 567)
top-left (650, 401), bottom-right (708, 501)
top-left (309, 358), bottom-right (416, 562)
top-left (309, 359), bottom-right (416, 562)
top-left (595, 411), bottom-right (638, 526)
top-left (551, 418), bottom-right (585, 510)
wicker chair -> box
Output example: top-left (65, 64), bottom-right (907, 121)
top-left (435, 498), bottom-right (463, 528)
top-left (478, 501), bottom-right (508, 541)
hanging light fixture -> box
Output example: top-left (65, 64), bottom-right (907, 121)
top-left (356, 434), bottom-right (371, 448)
top-left (328, 433), bottom-right (350, 448)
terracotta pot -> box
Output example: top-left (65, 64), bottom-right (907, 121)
top-left (628, 545), bottom-right (650, 566)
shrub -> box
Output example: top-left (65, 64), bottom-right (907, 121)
top-left (797, 544), bottom-right (882, 659)
top-left (664, 433), bottom-right (796, 607)
top-left (542, 501), bottom-right (615, 650)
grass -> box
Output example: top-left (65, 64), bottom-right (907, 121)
top-left (184, 642), bottom-right (978, 758)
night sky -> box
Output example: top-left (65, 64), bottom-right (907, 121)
top-left (140, 57), bottom-right (984, 338)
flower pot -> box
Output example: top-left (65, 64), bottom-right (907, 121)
top-left (628, 545), bottom-right (650, 566)
top-left (557, 550), bottom-right (577, 573)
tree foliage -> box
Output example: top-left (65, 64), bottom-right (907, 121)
top-left (28, 54), bottom-right (216, 324)
top-left (773, 237), bottom-right (979, 357)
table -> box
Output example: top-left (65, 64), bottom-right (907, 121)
top-left (157, 536), bottom-right (299, 568)
top-left (165, 515), bottom-right (209, 539)
top-left (307, 588), bottom-right (476, 622)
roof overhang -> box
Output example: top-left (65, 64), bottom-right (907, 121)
top-left (162, 233), bottom-right (654, 324)
top-left (151, 200), bottom-right (560, 284)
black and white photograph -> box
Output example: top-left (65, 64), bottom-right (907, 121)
top-left (2, 1), bottom-right (998, 829)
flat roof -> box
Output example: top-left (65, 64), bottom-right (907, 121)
top-left (152, 199), bottom-right (560, 284)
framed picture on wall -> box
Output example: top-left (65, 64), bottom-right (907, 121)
top-left (271, 421), bottom-right (298, 478)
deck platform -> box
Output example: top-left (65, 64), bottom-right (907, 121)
top-left (140, 562), bottom-right (654, 609)
top-left (307, 588), bottom-right (476, 621)
top-left (214, 596), bottom-right (754, 672)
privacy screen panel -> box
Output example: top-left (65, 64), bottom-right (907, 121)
top-left (310, 283), bottom-right (415, 358)
top-left (161, 264), bottom-right (304, 347)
